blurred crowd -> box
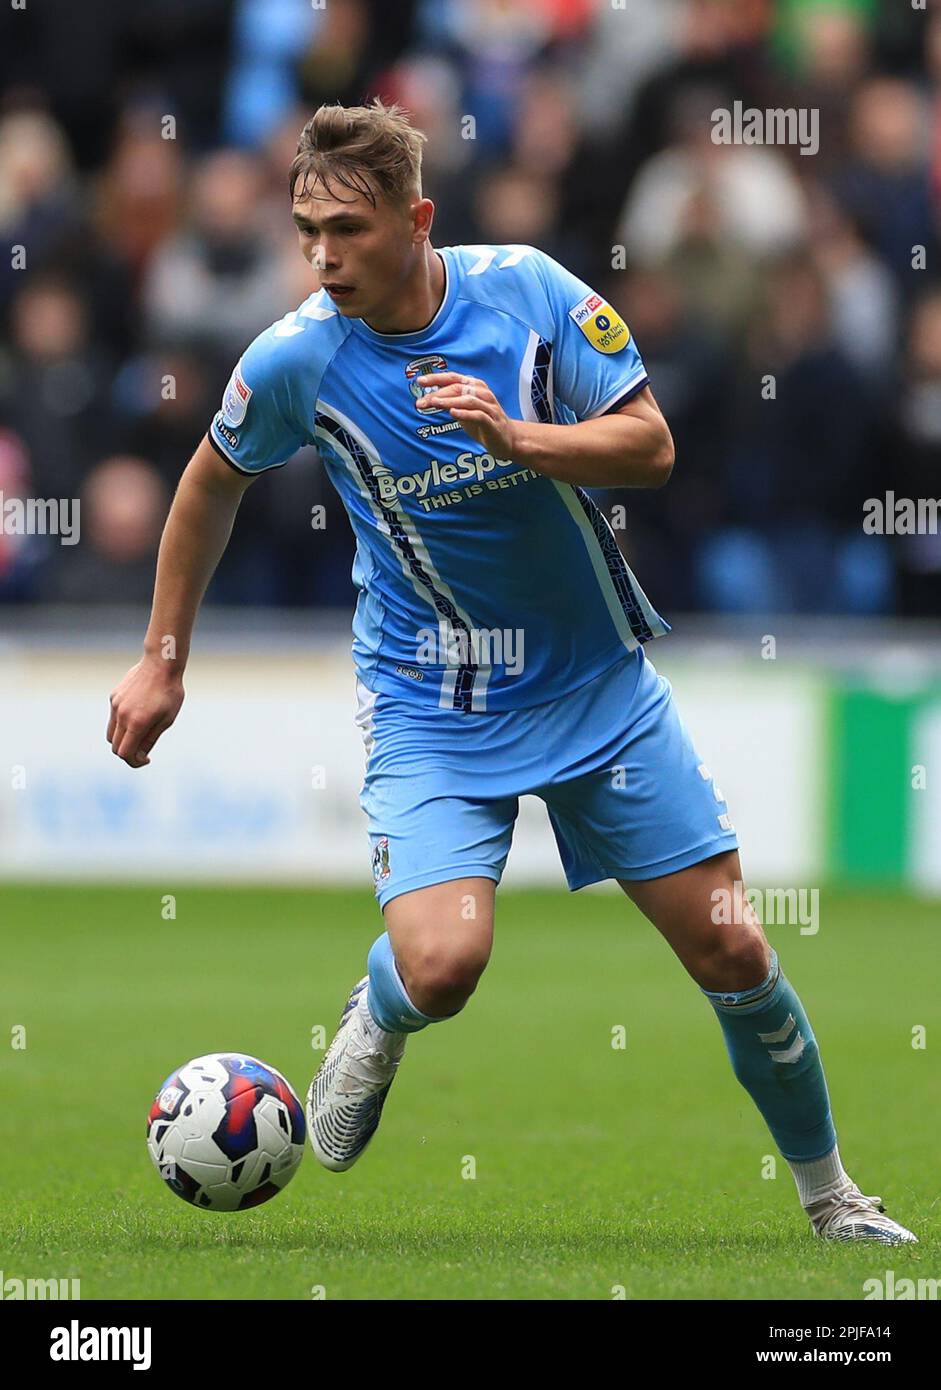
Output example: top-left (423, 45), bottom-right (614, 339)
top-left (1, 0), bottom-right (939, 616)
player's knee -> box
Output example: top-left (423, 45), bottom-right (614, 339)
top-left (695, 922), bottom-right (771, 993)
top-left (399, 937), bottom-right (490, 1011)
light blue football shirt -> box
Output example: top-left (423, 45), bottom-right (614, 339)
top-left (209, 243), bottom-right (668, 712)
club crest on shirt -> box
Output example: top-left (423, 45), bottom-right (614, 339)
top-left (569, 293), bottom-right (630, 353)
top-left (221, 361), bottom-right (252, 426)
top-left (405, 353), bottom-right (449, 410)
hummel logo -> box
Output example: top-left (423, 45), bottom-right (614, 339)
top-left (758, 1013), bottom-right (806, 1064)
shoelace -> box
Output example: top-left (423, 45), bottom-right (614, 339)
top-left (334, 1015), bottom-right (403, 1096)
top-left (808, 1179), bottom-right (886, 1233)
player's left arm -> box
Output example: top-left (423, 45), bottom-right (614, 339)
top-left (415, 375), bottom-right (674, 488)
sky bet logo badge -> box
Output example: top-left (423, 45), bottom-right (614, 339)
top-left (221, 362), bottom-right (252, 427)
top-left (569, 293), bottom-right (630, 353)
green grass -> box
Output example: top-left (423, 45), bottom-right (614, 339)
top-left (1, 884), bottom-right (937, 1299)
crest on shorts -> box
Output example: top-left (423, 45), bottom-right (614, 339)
top-left (372, 836), bottom-right (391, 886)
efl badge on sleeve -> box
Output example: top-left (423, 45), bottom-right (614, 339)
top-left (569, 293), bottom-right (630, 353)
top-left (221, 361), bottom-right (252, 426)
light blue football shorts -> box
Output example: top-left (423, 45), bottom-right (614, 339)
top-left (355, 648), bottom-right (739, 909)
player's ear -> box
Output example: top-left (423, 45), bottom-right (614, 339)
top-left (411, 196), bottom-right (435, 244)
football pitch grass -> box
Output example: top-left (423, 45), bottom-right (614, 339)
top-left (1, 883), bottom-right (937, 1301)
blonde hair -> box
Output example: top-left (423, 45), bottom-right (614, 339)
top-left (289, 98), bottom-right (427, 209)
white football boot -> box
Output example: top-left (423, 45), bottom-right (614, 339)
top-left (806, 1177), bottom-right (918, 1245)
top-left (307, 976), bottom-right (407, 1171)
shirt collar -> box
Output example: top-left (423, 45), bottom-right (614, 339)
top-left (349, 250), bottom-right (456, 346)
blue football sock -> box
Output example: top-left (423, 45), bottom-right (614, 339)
top-left (366, 931), bottom-right (446, 1034)
top-left (701, 948), bottom-right (837, 1162)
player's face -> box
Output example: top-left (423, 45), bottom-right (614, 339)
top-left (291, 177), bottom-right (424, 319)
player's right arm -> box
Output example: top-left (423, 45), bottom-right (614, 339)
top-left (108, 317), bottom-right (314, 768)
top-left (107, 435), bottom-right (255, 768)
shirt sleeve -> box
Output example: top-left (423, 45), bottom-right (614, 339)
top-left (533, 250), bottom-right (649, 421)
top-left (208, 329), bottom-right (310, 474)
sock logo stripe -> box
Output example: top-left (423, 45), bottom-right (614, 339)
top-left (768, 1031), bottom-right (806, 1064)
top-left (757, 1013), bottom-right (797, 1045)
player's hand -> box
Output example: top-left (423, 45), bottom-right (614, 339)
top-left (415, 372), bottom-right (518, 458)
top-left (107, 655), bottom-right (185, 768)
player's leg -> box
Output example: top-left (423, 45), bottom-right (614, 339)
top-left (307, 874), bottom-right (497, 1172)
top-left (619, 848), bottom-right (839, 1175)
top-left (542, 651), bottom-right (916, 1243)
top-left (370, 875), bottom-right (495, 1024)
top-left (618, 850), bottom-right (836, 1183)
top-left (619, 847), bottom-right (770, 988)
top-left (618, 851), bottom-right (916, 1243)
top-left (307, 778), bottom-right (516, 1172)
